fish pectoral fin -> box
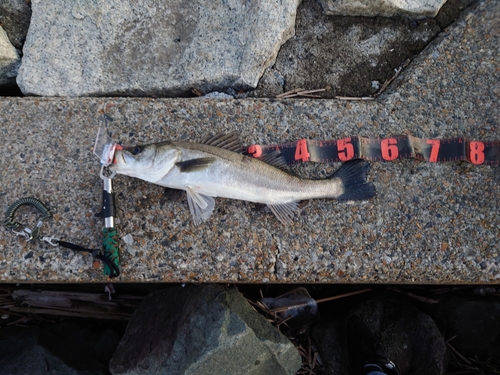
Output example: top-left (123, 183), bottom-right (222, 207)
top-left (267, 201), bottom-right (300, 225)
top-left (176, 157), bottom-right (215, 173)
top-left (186, 187), bottom-right (216, 225)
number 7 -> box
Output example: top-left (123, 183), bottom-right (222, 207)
top-left (426, 139), bottom-right (440, 162)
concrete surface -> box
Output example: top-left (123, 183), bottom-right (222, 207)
top-left (0, 0), bottom-right (498, 284)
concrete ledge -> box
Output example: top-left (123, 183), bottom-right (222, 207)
top-left (1, 94), bottom-right (497, 283)
top-left (0, 0), bottom-right (498, 283)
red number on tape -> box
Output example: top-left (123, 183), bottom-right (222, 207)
top-left (381, 138), bottom-right (399, 161)
top-left (426, 139), bottom-right (440, 162)
top-left (470, 141), bottom-right (485, 164)
top-left (294, 139), bottom-right (310, 162)
top-left (337, 138), bottom-right (354, 161)
top-left (248, 145), bottom-right (262, 158)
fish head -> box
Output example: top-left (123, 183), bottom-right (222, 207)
top-left (110, 142), bottom-right (180, 183)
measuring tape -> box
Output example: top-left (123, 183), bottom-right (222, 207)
top-left (246, 135), bottom-right (500, 165)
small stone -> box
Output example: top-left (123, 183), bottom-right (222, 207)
top-left (122, 234), bottom-right (133, 245)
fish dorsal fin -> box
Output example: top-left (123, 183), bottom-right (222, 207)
top-left (259, 150), bottom-right (289, 171)
top-left (186, 186), bottom-right (216, 225)
top-left (267, 201), bottom-right (300, 225)
top-left (200, 132), bottom-right (242, 152)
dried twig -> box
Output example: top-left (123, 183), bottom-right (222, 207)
top-left (266, 288), bottom-right (372, 314)
top-left (387, 286), bottom-right (440, 304)
top-left (191, 87), bottom-right (203, 96)
top-left (314, 288), bottom-right (371, 304)
top-left (447, 341), bottom-right (472, 366)
top-left (276, 88), bottom-right (326, 99)
top-left (0, 287), bottom-right (144, 325)
top-left (335, 96), bottom-right (375, 101)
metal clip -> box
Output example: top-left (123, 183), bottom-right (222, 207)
top-left (12, 227), bottom-right (32, 241)
top-left (100, 164), bottom-right (116, 181)
top-left (41, 236), bottom-right (60, 247)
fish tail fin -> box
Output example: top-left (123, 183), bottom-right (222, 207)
top-left (332, 160), bottom-right (376, 200)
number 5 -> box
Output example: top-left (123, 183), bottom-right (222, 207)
top-left (337, 138), bottom-right (354, 161)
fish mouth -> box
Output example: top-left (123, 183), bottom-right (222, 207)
top-left (112, 151), bottom-right (128, 166)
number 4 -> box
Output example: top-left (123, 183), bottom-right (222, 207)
top-left (294, 139), bottom-right (310, 162)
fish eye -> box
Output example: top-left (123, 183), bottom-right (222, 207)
top-left (130, 146), bottom-right (143, 155)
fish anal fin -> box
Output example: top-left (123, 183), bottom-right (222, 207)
top-left (176, 157), bottom-right (215, 173)
top-left (186, 187), bottom-right (216, 225)
top-left (200, 132), bottom-right (242, 152)
top-left (267, 201), bottom-right (300, 225)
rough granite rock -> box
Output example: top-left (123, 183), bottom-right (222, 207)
top-left (356, 294), bottom-right (448, 375)
top-left (273, 0), bottom-right (441, 98)
top-left (0, 25), bottom-right (20, 86)
top-left (17, 0), bottom-right (300, 97)
top-left (0, 0), bottom-right (32, 49)
top-left (318, 0), bottom-right (447, 18)
top-left (109, 285), bottom-right (301, 375)
top-left (313, 292), bottom-right (448, 375)
top-left (0, 322), bottom-right (121, 375)
top-left (433, 296), bottom-right (500, 367)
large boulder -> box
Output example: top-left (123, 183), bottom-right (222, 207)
top-left (17, 0), bottom-right (300, 97)
top-left (312, 292), bottom-right (448, 375)
top-left (109, 285), bottom-right (301, 375)
top-left (0, 26), bottom-right (21, 86)
top-left (433, 296), bottom-right (500, 367)
top-left (0, 322), bottom-right (121, 375)
top-left (0, 0), bottom-right (31, 49)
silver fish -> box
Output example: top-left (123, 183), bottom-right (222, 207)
top-left (110, 133), bottom-right (376, 225)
